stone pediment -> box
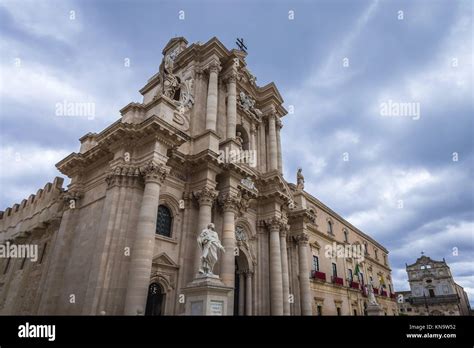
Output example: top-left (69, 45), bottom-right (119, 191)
top-left (152, 252), bottom-right (179, 269)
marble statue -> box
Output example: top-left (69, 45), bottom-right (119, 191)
top-left (236, 131), bottom-right (244, 147)
top-left (296, 168), bottom-right (305, 190)
top-left (367, 282), bottom-right (378, 305)
top-left (197, 223), bottom-right (225, 276)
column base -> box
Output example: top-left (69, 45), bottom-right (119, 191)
top-left (182, 275), bottom-right (234, 316)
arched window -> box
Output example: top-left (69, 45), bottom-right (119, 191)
top-left (343, 229), bottom-right (349, 242)
top-left (156, 205), bottom-right (172, 237)
top-left (327, 220), bottom-right (333, 235)
top-left (145, 283), bottom-right (165, 316)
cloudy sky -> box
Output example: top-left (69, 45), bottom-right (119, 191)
top-left (0, 0), bottom-right (472, 305)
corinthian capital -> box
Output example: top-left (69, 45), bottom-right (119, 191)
top-left (208, 60), bottom-right (221, 74)
top-left (140, 161), bottom-right (168, 184)
top-left (194, 187), bottom-right (218, 206)
top-left (265, 217), bottom-right (283, 232)
top-left (218, 192), bottom-right (241, 212)
top-left (294, 233), bottom-right (309, 245)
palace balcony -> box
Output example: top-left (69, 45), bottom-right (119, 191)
top-left (409, 294), bottom-right (459, 305)
top-left (312, 271), bottom-right (327, 282)
top-left (349, 281), bottom-right (360, 290)
top-left (331, 276), bottom-right (344, 286)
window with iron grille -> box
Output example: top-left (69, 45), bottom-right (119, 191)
top-left (156, 205), bottom-right (172, 237)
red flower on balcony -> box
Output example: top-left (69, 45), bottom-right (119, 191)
top-left (312, 271), bottom-right (326, 282)
top-left (350, 281), bottom-right (360, 289)
top-left (373, 287), bottom-right (379, 295)
top-left (331, 276), bottom-right (344, 286)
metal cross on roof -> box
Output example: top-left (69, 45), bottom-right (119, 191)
top-left (236, 38), bottom-right (247, 53)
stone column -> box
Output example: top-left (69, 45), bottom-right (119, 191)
top-left (296, 233), bottom-right (312, 315)
top-left (193, 187), bottom-right (218, 275)
top-left (276, 118), bottom-right (283, 173)
top-left (219, 193), bottom-right (239, 287)
top-left (226, 72), bottom-right (237, 139)
top-left (250, 124), bottom-right (257, 168)
top-left (124, 162), bottom-right (167, 315)
top-left (205, 61), bottom-right (220, 131)
top-left (267, 113), bottom-right (278, 171)
top-left (268, 218), bottom-right (283, 315)
top-left (238, 271), bottom-right (245, 316)
top-left (258, 123), bottom-right (266, 171)
top-left (280, 225), bottom-right (290, 315)
top-left (245, 270), bottom-right (253, 315)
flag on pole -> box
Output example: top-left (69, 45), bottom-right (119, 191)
top-left (354, 263), bottom-right (361, 277)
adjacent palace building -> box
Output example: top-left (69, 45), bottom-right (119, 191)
top-left (397, 255), bottom-right (471, 316)
top-left (0, 37), bottom-right (397, 316)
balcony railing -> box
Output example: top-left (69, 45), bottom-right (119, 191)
top-left (381, 290), bottom-right (388, 297)
top-left (312, 271), bottom-right (326, 282)
top-left (350, 281), bottom-right (360, 290)
top-left (331, 276), bottom-right (344, 286)
top-left (410, 294), bottom-right (459, 305)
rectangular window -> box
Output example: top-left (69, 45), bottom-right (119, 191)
top-left (317, 305), bottom-right (322, 316)
top-left (332, 263), bottom-right (337, 277)
top-left (353, 309), bottom-right (357, 316)
top-left (348, 269), bottom-right (353, 282)
top-left (359, 272), bottom-right (364, 285)
top-left (312, 256), bottom-right (319, 272)
top-left (336, 307), bottom-right (341, 316)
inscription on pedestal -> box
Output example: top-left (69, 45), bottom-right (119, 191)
top-left (210, 300), bottom-right (224, 315)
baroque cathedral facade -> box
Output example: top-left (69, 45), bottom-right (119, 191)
top-left (0, 37), bottom-right (397, 316)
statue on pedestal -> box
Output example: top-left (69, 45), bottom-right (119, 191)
top-left (367, 282), bottom-right (378, 305)
top-left (296, 168), bottom-right (305, 190)
top-left (197, 223), bottom-right (225, 276)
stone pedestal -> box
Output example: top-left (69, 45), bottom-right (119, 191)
top-left (182, 275), bottom-right (234, 316)
top-left (367, 303), bottom-right (384, 316)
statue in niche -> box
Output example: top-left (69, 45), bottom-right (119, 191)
top-left (236, 131), bottom-right (244, 148)
top-left (197, 223), bottom-right (225, 276)
top-left (296, 168), bottom-right (305, 190)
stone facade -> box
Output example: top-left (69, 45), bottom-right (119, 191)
top-left (397, 255), bottom-right (471, 316)
top-left (0, 37), bottom-right (397, 315)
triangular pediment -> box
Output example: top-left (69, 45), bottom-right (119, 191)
top-left (152, 252), bottom-right (179, 269)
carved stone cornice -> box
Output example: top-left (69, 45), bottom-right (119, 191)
top-left (193, 187), bottom-right (218, 207)
top-left (294, 232), bottom-right (309, 245)
top-left (140, 161), bottom-right (168, 184)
